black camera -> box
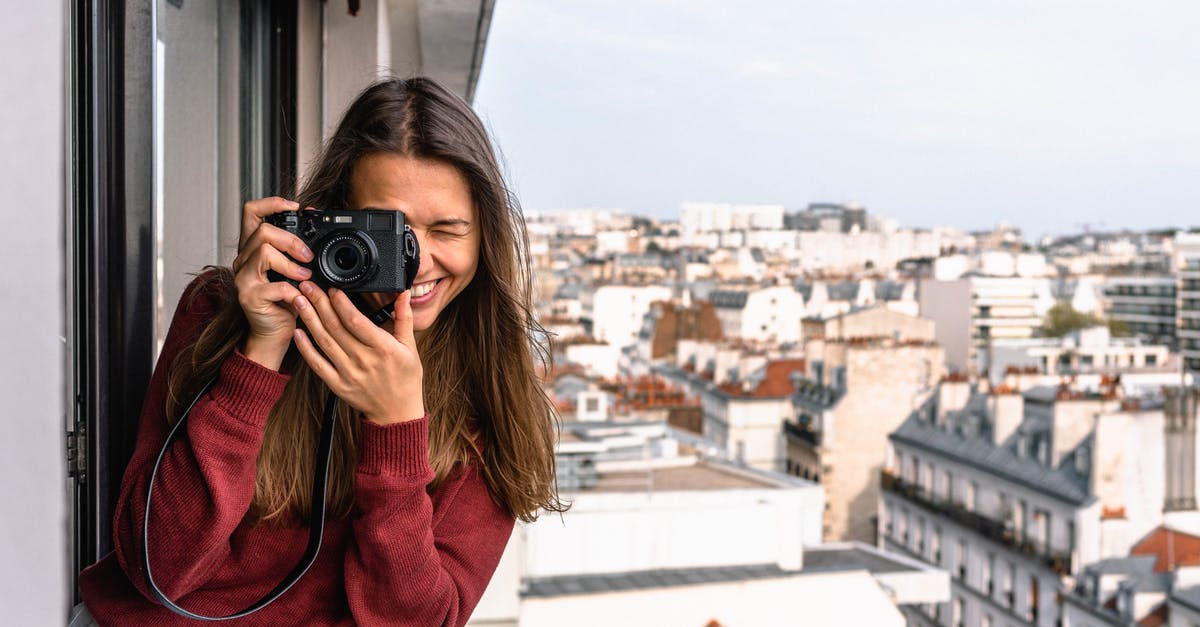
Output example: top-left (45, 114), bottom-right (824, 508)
top-left (266, 209), bottom-right (420, 293)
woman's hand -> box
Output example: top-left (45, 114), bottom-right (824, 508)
top-left (291, 283), bottom-right (426, 425)
top-left (230, 197), bottom-right (315, 370)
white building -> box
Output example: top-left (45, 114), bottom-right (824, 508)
top-left (1102, 274), bottom-right (1177, 348)
top-left (679, 201), bottom-right (785, 237)
top-left (709, 285), bottom-right (805, 343)
top-left (920, 275), bottom-right (1048, 375)
top-left (590, 285), bottom-right (673, 349)
top-left (882, 382), bottom-right (1200, 627)
top-left (987, 326), bottom-right (1174, 384)
top-left (1177, 232), bottom-right (1200, 377)
top-left (469, 421), bottom-right (949, 627)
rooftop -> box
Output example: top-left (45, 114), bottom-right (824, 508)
top-left (1131, 527), bottom-right (1200, 573)
top-left (586, 460), bottom-right (782, 493)
top-left (890, 406), bottom-right (1093, 506)
top-left (523, 543), bottom-right (926, 598)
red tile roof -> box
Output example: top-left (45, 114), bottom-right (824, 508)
top-left (716, 359), bottom-right (806, 398)
top-left (1131, 526), bottom-right (1200, 573)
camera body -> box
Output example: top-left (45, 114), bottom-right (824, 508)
top-left (266, 209), bottom-right (420, 293)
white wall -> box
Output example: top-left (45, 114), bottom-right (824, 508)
top-left (521, 484), bottom-right (821, 578)
top-left (0, 1), bottom-right (67, 622)
top-left (591, 285), bottom-right (671, 348)
top-left (517, 571), bottom-right (905, 627)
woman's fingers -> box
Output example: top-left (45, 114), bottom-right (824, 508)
top-left (293, 282), bottom-right (351, 367)
top-left (293, 328), bottom-right (341, 391)
top-left (232, 222), bottom-right (313, 274)
top-left (253, 243), bottom-right (312, 283)
top-left (239, 197), bottom-right (299, 252)
top-left (392, 291), bottom-right (416, 347)
top-left (327, 288), bottom-right (391, 348)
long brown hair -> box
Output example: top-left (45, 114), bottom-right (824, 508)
top-left (166, 77), bottom-right (565, 524)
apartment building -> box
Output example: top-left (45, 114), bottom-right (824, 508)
top-left (469, 421), bottom-right (949, 626)
top-left (590, 285), bottom-right (673, 348)
top-left (920, 275), bottom-right (1048, 375)
top-left (881, 382), bottom-right (1200, 627)
top-left (1062, 527), bottom-right (1200, 627)
top-left (786, 307), bottom-right (944, 543)
top-left (1102, 275), bottom-right (1177, 348)
top-left (988, 326), bottom-right (1173, 383)
top-left (654, 341), bottom-right (806, 471)
top-left (709, 285), bottom-right (805, 343)
top-left (1178, 233), bottom-right (1200, 377)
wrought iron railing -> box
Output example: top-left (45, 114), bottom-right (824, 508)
top-left (881, 470), bottom-right (1073, 576)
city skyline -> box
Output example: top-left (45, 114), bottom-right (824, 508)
top-left (473, 0), bottom-right (1200, 239)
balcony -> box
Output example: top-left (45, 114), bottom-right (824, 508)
top-left (881, 470), bottom-right (1073, 576)
top-left (784, 420), bottom-right (821, 447)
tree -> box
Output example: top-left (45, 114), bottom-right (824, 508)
top-left (1042, 302), bottom-right (1102, 338)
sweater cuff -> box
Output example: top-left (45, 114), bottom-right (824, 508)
top-left (358, 415), bottom-right (433, 477)
top-left (208, 349), bottom-right (292, 427)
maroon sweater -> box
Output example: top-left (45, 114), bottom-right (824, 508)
top-left (78, 275), bottom-right (515, 626)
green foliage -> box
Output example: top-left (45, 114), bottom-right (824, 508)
top-left (1041, 302), bottom-right (1106, 338)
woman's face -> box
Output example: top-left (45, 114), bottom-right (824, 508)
top-left (347, 153), bottom-right (480, 335)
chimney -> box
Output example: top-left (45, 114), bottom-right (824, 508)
top-left (937, 375), bottom-right (971, 423)
top-left (989, 390), bottom-right (1023, 446)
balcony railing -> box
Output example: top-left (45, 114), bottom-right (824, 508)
top-left (784, 420), bottom-right (821, 447)
top-left (881, 470), bottom-right (1074, 576)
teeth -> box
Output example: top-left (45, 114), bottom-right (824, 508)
top-left (412, 281), bottom-right (435, 298)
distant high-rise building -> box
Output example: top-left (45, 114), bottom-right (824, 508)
top-left (1102, 275), bottom-right (1177, 348)
top-left (784, 202), bottom-right (868, 233)
top-left (1177, 232), bottom-right (1200, 376)
top-left (919, 275), bottom-right (1046, 376)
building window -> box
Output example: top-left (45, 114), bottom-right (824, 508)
top-left (953, 595), bottom-right (965, 627)
top-left (955, 537), bottom-right (968, 581)
top-left (943, 469), bottom-right (953, 502)
top-left (966, 481), bottom-right (978, 512)
top-left (932, 526), bottom-right (942, 564)
top-left (1034, 509), bottom-right (1050, 553)
top-left (1013, 499), bottom-right (1026, 543)
top-left (914, 516), bottom-right (925, 553)
top-left (1028, 575), bottom-right (1039, 622)
top-left (1146, 353), bottom-right (1158, 366)
top-left (983, 552), bottom-right (995, 597)
top-left (1004, 562), bottom-right (1016, 609)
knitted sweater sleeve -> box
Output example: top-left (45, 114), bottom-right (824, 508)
top-left (346, 418), bottom-right (516, 627)
top-left (111, 274), bottom-right (291, 601)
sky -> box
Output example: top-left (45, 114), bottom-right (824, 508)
top-left (472, 0), bottom-right (1200, 239)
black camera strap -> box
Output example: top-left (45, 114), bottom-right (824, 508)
top-left (349, 293), bottom-right (395, 326)
top-left (142, 377), bottom-right (339, 620)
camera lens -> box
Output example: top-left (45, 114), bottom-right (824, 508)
top-left (317, 232), bottom-right (375, 287)
top-left (333, 245), bottom-right (360, 271)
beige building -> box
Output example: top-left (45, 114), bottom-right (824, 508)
top-left (785, 307), bottom-right (945, 542)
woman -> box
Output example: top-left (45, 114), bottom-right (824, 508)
top-left (77, 76), bottom-right (565, 626)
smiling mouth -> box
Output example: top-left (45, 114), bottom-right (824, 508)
top-left (411, 279), bottom-right (439, 298)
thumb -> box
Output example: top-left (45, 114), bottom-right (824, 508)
top-left (393, 290), bottom-right (417, 346)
